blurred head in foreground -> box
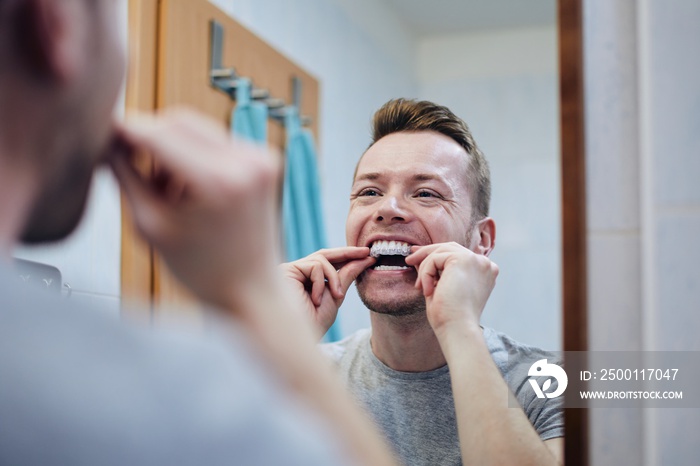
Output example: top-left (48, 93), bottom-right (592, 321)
top-left (0, 0), bottom-right (125, 248)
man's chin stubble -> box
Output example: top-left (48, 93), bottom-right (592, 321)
top-left (357, 287), bottom-right (426, 318)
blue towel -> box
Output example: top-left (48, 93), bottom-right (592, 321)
top-left (282, 107), bottom-right (340, 342)
top-left (231, 78), bottom-right (268, 144)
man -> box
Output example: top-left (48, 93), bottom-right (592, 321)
top-left (282, 99), bottom-right (564, 465)
top-left (0, 1), bottom-right (396, 464)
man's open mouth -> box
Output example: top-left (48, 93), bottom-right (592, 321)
top-left (369, 240), bottom-right (412, 271)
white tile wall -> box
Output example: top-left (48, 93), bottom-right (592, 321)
top-left (653, 211), bottom-right (700, 351)
top-left (587, 233), bottom-right (642, 351)
top-left (583, 1), bottom-right (648, 463)
top-left (643, 0), bottom-right (700, 354)
top-left (416, 26), bottom-right (557, 82)
top-left (590, 408), bottom-right (644, 466)
top-left (583, 0), bottom-right (640, 232)
top-left (642, 2), bottom-right (700, 460)
top-left (647, 0), bottom-right (700, 206)
top-left (655, 408), bottom-right (700, 465)
top-left (585, 0), bottom-right (700, 463)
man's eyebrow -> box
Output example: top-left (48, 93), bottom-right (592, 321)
top-left (354, 172), bottom-right (382, 182)
top-left (353, 172), bottom-right (448, 183)
top-left (412, 174), bottom-right (442, 182)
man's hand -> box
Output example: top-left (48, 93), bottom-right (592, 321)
top-left (280, 248), bottom-right (375, 335)
top-left (405, 242), bottom-right (499, 337)
top-left (408, 243), bottom-right (562, 465)
top-left (110, 109), bottom-right (281, 312)
top-left (109, 109), bottom-right (398, 466)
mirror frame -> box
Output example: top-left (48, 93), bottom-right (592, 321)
top-left (558, 0), bottom-right (588, 464)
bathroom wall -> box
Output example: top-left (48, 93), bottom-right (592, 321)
top-left (417, 26), bottom-right (562, 350)
top-left (11, 0), bottom-right (129, 318)
top-left (583, 0), bottom-right (700, 464)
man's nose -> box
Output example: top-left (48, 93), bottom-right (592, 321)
top-left (375, 195), bottom-right (409, 223)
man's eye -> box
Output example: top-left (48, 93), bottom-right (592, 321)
top-left (416, 190), bottom-right (438, 198)
top-left (359, 189), bottom-right (380, 196)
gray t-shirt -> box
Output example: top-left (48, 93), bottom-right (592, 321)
top-left (322, 327), bottom-right (564, 466)
top-left (0, 265), bottom-right (353, 466)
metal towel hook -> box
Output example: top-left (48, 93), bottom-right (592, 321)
top-left (208, 20), bottom-right (313, 127)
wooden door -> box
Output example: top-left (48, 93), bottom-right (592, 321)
top-left (121, 0), bottom-right (158, 321)
top-left (123, 0), bottom-right (320, 319)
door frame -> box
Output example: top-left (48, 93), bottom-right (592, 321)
top-left (558, 0), bottom-right (589, 464)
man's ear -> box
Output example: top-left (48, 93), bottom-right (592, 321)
top-left (473, 217), bottom-right (496, 257)
top-left (15, 0), bottom-right (84, 83)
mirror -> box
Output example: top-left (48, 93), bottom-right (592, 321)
top-left (211, 0), bottom-right (561, 351)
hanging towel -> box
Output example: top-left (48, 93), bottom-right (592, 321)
top-left (282, 107), bottom-right (340, 342)
top-left (231, 78), bottom-right (268, 144)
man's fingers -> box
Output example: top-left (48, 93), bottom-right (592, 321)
top-left (110, 154), bottom-right (149, 202)
top-left (291, 257), bottom-right (343, 301)
top-left (406, 244), bottom-right (443, 266)
top-left (110, 155), bottom-right (167, 238)
top-left (338, 256), bottom-right (377, 294)
top-left (121, 110), bottom-right (258, 186)
top-left (314, 247), bottom-right (371, 266)
top-left (317, 258), bottom-right (343, 299)
top-left (407, 243), bottom-right (470, 269)
top-left (309, 263), bottom-right (326, 307)
top-left (415, 256), bottom-right (436, 297)
top-left (415, 252), bottom-right (452, 297)
top-left (121, 110), bottom-right (226, 153)
top-left (283, 248), bottom-right (373, 306)
top-left (120, 122), bottom-right (212, 183)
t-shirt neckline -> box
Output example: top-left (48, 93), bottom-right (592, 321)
top-left (364, 331), bottom-right (451, 381)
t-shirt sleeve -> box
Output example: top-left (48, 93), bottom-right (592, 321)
top-left (484, 326), bottom-right (566, 442)
top-left (510, 361), bottom-right (565, 441)
top-left (518, 385), bottom-right (565, 440)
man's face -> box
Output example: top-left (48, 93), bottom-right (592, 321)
top-left (346, 131), bottom-right (476, 316)
top-left (21, 0), bottom-right (126, 243)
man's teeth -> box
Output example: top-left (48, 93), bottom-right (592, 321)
top-left (374, 265), bottom-right (410, 271)
top-left (370, 240), bottom-right (412, 258)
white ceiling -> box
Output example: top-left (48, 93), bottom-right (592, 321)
top-left (381, 0), bottom-right (556, 36)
